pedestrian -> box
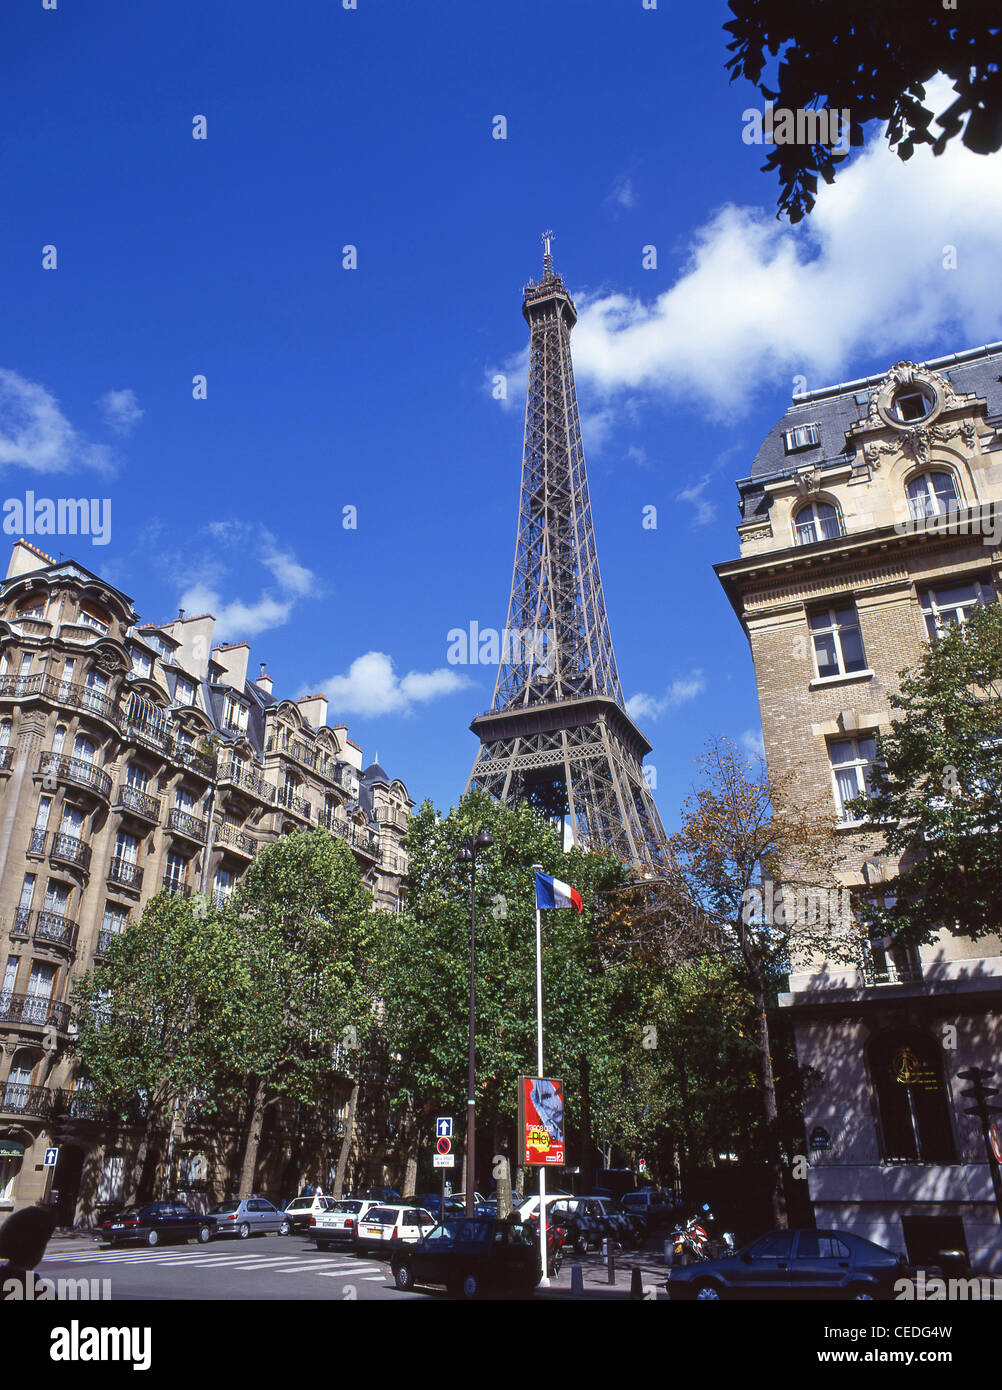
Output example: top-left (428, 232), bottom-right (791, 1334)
top-left (0, 1205), bottom-right (57, 1300)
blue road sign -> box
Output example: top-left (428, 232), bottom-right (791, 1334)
top-left (43, 1148), bottom-right (58, 1167)
top-left (436, 1116), bottom-right (452, 1139)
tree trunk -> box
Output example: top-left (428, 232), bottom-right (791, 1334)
top-left (238, 1077), bottom-right (266, 1196)
top-left (125, 1101), bottom-right (163, 1205)
top-left (333, 1079), bottom-right (360, 1199)
top-left (750, 969), bottom-right (787, 1228)
top-left (578, 1056), bottom-right (597, 1192)
top-left (492, 1114), bottom-right (512, 1218)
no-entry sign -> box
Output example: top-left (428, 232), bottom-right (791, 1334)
top-left (990, 1122), bottom-right (1002, 1164)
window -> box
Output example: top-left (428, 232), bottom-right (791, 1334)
top-left (18, 599), bottom-right (46, 621)
top-left (2, 954), bottom-right (18, 1001)
top-left (809, 605), bottom-right (867, 679)
top-left (224, 697), bottom-right (248, 732)
top-left (749, 1231), bottom-right (795, 1260)
top-left (784, 423), bottom-right (820, 453)
top-left (78, 607), bottom-right (109, 634)
top-left (15, 875), bottom-right (36, 932)
top-left (102, 904), bottom-right (129, 937)
top-left (829, 736), bottom-right (877, 822)
top-left (0, 719), bottom-right (11, 748)
top-left (174, 677), bottom-right (196, 706)
top-left (131, 650), bottom-right (152, 679)
top-left (893, 389), bottom-right (933, 424)
top-left (907, 471), bottom-right (960, 520)
top-left (163, 851), bottom-right (187, 893)
top-left (919, 578), bottom-right (994, 638)
top-left (868, 1031), bottom-right (956, 1164)
top-left (796, 1234), bottom-right (851, 1261)
top-left (794, 500), bottom-right (843, 546)
top-left (72, 734), bottom-right (96, 764)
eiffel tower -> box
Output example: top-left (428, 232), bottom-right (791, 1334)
top-left (466, 235), bottom-right (668, 872)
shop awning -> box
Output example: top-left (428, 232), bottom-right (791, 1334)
top-left (0, 1139), bottom-right (25, 1159)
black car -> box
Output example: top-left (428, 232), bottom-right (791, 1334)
top-left (391, 1217), bottom-right (541, 1299)
top-left (667, 1228), bottom-right (908, 1301)
top-left (414, 1193), bottom-right (466, 1220)
top-left (99, 1202), bottom-right (215, 1248)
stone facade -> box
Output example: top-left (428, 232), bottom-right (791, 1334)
top-left (716, 345), bottom-right (1002, 1272)
top-left (0, 540), bottom-right (412, 1222)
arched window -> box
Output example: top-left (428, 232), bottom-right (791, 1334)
top-left (794, 500), bottom-right (844, 546)
top-left (906, 471), bottom-right (960, 521)
top-left (868, 1031), bottom-right (956, 1164)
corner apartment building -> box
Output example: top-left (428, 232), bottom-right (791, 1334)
top-left (0, 539), bottom-right (412, 1221)
top-left (716, 346), bottom-right (1002, 1272)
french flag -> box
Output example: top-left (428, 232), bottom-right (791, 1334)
top-left (534, 869), bottom-right (583, 913)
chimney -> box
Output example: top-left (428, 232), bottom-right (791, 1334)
top-left (161, 613), bottom-right (215, 681)
top-left (257, 663), bottom-right (273, 695)
top-left (6, 539), bottom-right (55, 579)
top-left (297, 693), bottom-right (328, 730)
top-left (213, 642), bottom-right (250, 693)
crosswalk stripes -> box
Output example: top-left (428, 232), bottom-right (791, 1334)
top-left (39, 1247), bottom-right (387, 1280)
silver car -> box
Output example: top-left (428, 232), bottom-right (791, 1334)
top-left (208, 1196), bottom-right (292, 1239)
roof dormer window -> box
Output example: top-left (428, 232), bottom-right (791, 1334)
top-left (784, 423), bottom-right (820, 453)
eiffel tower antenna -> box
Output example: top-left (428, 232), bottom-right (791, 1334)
top-left (466, 240), bottom-right (668, 871)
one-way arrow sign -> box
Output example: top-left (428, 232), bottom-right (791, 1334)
top-left (436, 1116), bottom-right (452, 1139)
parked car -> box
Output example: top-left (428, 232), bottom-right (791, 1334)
top-left (309, 1199), bottom-right (382, 1250)
top-left (208, 1197), bottom-right (291, 1239)
top-left (413, 1194), bottom-right (466, 1220)
top-left (667, 1228), bottom-right (909, 1301)
top-left (517, 1194), bottom-right (625, 1253)
top-left (354, 1204), bottom-right (437, 1253)
top-left (391, 1216), bottom-right (542, 1299)
top-left (621, 1188), bottom-right (677, 1232)
top-left (283, 1193), bottom-right (337, 1233)
top-left (98, 1202), bottom-right (214, 1248)
top-left (356, 1187), bottom-right (402, 1205)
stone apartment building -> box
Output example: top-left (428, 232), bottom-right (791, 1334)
top-left (716, 344), bottom-right (1002, 1272)
top-left (0, 539), bottom-right (412, 1222)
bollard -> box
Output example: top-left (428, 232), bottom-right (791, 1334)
top-left (570, 1263), bottom-right (584, 1297)
top-left (604, 1238), bottom-right (616, 1285)
top-left (630, 1267), bottom-right (643, 1300)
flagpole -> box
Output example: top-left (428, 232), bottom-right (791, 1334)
top-left (532, 864), bottom-right (549, 1287)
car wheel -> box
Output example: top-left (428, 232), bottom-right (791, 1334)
top-left (197, 1226), bottom-right (211, 1244)
top-left (238, 1222), bottom-right (251, 1240)
top-left (394, 1261), bottom-right (414, 1292)
top-left (146, 1230), bottom-right (159, 1248)
top-left (461, 1271), bottom-right (480, 1300)
top-left (280, 1219), bottom-right (291, 1236)
top-left (848, 1285), bottom-right (875, 1301)
top-left (694, 1280), bottom-right (723, 1301)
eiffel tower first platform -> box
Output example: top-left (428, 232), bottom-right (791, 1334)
top-left (466, 236), bottom-right (668, 872)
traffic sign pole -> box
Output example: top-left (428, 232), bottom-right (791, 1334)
top-left (958, 1067), bottom-right (1002, 1229)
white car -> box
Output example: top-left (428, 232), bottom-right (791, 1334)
top-left (515, 1191), bottom-right (574, 1223)
top-left (309, 1198), bottom-right (382, 1250)
top-left (283, 1193), bottom-right (336, 1233)
top-left (354, 1204), bottom-right (437, 1253)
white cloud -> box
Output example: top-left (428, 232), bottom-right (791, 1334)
top-left (627, 670), bottom-right (706, 722)
top-left (314, 651), bottom-right (471, 718)
top-left (571, 84), bottom-right (1002, 411)
top-left (98, 388), bottom-right (143, 436)
top-left (741, 728), bottom-right (766, 758)
top-left (178, 528), bottom-right (320, 640)
top-left (609, 175), bottom-right (636, 210)
top-left (676, 474), bottom-right (716, 526)
top-left (0, 369), bottom-right (113, 474)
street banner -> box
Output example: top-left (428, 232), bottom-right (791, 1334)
top-left (518, 1075), bottom-right (565, 1165)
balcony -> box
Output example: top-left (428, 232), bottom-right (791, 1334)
top-left (0, 672), bottom-right (43, 702)
top-left (33, 910), bottom-right (79, 952)
top-left (0, 992), bottom-right (71, 1031)
top-left (275, 786), bottom-right (311, 819)
top-left (167, 807), bottom-right (208, 842)
top-left (122, 717), bottom-right (171, 757)
top-left (107, 857), bottom-right (144, 892)
top-left (42, 676), bottom-right (119, 725)
top-left (162, 880), bottom-right (192, 899)
top-left (47, 831), bottom-right (92, 874)
top-left (38, 752), bottom-right (112, 801)
top-left (217, 759), bottom-right (275, 803)
top-left (95, 926), bottom-right (127, 957)
top-left (116, 783), bottom-right (162, 823)
top-left (859, 942), bottom-right (924, 987)
top-left (170, 742), bottom-right (216, 779)
top-left (213, 820), bottom-right (255, 857)
top-left (326, 817), bottom-right (380, 859)
top-left (0, 1082), bottom-right (58, 1119)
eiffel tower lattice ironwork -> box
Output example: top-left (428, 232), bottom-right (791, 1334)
top-left (466, 235), bottom-right (668, 871)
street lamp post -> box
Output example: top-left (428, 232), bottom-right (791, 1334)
top-left (457, 827), bottom-right (493, 1218)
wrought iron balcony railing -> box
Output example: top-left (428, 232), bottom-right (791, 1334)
top-left (38, 752), bottom-right (113, 800)
top-left (171, 741), bottom-right (216, 778)
top-left (0, 745), bottom-right (13, 772)
top-left (275, 786), bottom-right (310, 817)
top-left (95, 926), bottom-right (127, 957)
top-left (162, 879), bottom-right (192, 899)
top-left (107, 857), bottom-right (144, 891)
top-left (167, 807), bottom-right (207, 841)
top-left (43, 676), bottom-right (119, 724)
top-left (325, 817), bottom-right (380, 858)
top-left (33, 910), bottom-right (79, 951)
top-left (116, 784), bottom-right (162, 821)
top-left (217, 758), bottom-right (276, 802)
top-left (38, 830), bottom-right (93, 873)
top-left (0, 992), bottom-right (71, 1030)
top-left (0, 1082), bottom-right (58, 1118)
top-left (213, 820), bottom-right (255, 856)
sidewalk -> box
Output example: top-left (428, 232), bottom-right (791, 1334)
top-left (536, 1249), bottom-right (670, 1300)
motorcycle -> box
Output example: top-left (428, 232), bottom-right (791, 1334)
top-left (525, 1217), bottom-right (568, 1273)
top-left (672, 1213), bottom-right (711, 1263)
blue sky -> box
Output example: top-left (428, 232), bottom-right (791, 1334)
top-left (3, 1), bottom-right (1002, 832)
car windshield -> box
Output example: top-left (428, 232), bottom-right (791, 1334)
top-left (209, 1202), bottom-right (241, 1214)
top-left (286, 1199), bottom-right (313, 1210)
top-left (365, 1208), bottom-right (397, 1223)
top-left (332, 1201), bottom-right (363, 1214)
top-left (111, 1208), bottom-right (144, 1220)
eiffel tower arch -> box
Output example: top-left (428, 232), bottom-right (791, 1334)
top-left (466, 236), bottom-right (668, 872)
